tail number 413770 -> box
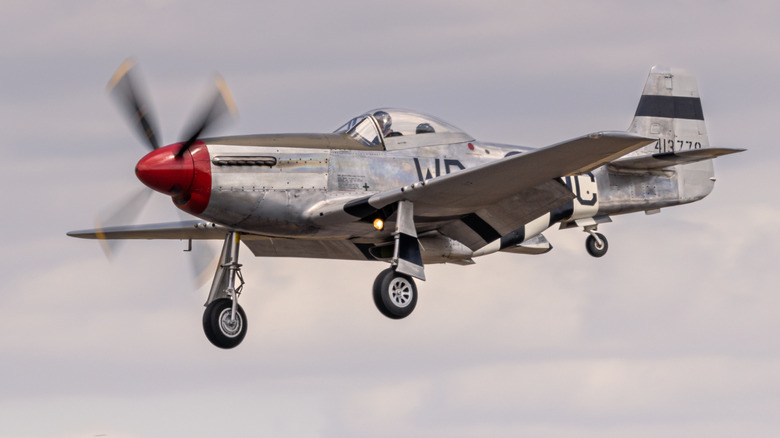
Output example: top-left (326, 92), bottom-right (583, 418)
top-left (655, 138), bottom-right (702, 153)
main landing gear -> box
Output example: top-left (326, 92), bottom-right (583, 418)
top-left (203, 231), bottom-right (248, 349)
top-left (585, 229), bottom-right (608, 258)
top-left (371, 200), bottom-right (423, 320)
top-left (372, 267), bottom-right (418, 319)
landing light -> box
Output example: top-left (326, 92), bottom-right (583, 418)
top-left (373, 218), bottom-right (384, 231)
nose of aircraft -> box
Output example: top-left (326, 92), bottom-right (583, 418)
top-left (135, 144), bottom-right (195, 196)
top-left (134, 141), bottom-right (212, 215)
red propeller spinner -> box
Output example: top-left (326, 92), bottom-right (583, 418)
top-left (135, 142), bottom-right (212, 214)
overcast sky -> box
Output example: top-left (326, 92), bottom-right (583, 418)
top-left (1, 1), bottom-right (778, 437)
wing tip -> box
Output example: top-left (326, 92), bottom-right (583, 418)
top-left (66, 229), bottom-right (99, 239)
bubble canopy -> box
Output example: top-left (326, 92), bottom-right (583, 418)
top-left (334, 108), bottom-right (473, 150)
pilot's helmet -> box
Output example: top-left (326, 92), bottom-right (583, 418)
top-left (373, 111), bottom-right (392, 135)
top-left (416, 123), bottom-right (435, 134)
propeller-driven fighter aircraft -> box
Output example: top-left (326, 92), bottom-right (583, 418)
top-left (69, 61), bottom-right (743, 348)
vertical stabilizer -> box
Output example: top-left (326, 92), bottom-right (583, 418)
top-left (628, 65), bottom-right (709, 153)
top-left (627, 66), bottom-right (715, 202)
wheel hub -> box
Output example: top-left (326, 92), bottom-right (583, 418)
top-left (390, 278), bottom-right (412, 307)
top-left (218, 308), bottom-right (243, 337)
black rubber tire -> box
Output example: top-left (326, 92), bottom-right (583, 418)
top-left (202, 298), bottom-right (247, 349)
top-left (585, 233), bottom-right (609, 258)
top-left (372, 268), bottom-right (396, 319)
top-left (372, 268), bottom-right (417, 319)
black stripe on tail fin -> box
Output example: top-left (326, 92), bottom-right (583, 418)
top-left (634, 95), bottom-right (704, 120)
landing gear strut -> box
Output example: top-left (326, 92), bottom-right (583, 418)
top-left (585, 230), bottom-right (608, 258)
top-left (203, 232), bottom-right (248, 348)
top-left (373, 267), bottom-right (418, 319)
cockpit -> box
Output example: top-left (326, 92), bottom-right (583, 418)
top-left (334, 108), bottom-right (473, 150)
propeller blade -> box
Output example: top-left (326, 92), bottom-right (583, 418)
top-left (107, 58), bottom-right (161, 151)
top-left (94, 187), bottom-right (154, 260)
top-left (176, 74), bottom-right (238, 157)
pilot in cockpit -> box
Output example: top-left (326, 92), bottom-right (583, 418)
top-left (373, 110), bottom-right (402, 137)
top-left (416, 123), bottom-right (435, 134)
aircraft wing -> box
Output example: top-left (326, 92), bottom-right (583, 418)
top-left (67, 220), bottom-right (232, 240)
top-left (344, 131), bottom-right (655, 219)
top-left (67, 220), bottom-right (390, 262)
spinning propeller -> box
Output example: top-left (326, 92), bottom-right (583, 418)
top-left (106, 58), bottom-right (237, 156)
top-left (95, 58), bottom-right (237, 283)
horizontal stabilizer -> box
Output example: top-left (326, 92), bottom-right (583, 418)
top-left (609, 147), bottom-right (745, 171)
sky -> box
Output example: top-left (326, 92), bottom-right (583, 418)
top-left (1, 0), bottom-right (778, 437)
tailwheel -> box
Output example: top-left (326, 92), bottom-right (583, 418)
top-left (585, 232), bottom-right (608, 258)
top-left (372, 267), bottom-right (418, 319)
top-left (203, 298), bottom-right (247, 349)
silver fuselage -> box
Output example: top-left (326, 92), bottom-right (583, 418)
top-left (196, 138), bottom-right (713, 249)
